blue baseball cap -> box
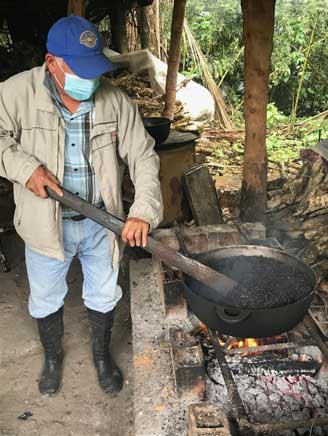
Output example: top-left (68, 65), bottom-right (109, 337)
top-left (46, 15), bottom-right (115, 79)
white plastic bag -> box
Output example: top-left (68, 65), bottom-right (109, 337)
top-left (104, 48), bottom-right (215, 122)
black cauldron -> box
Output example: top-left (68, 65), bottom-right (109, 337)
top-left (183, 245), bottom-right (316, 338)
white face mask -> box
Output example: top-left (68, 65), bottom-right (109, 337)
top-left (54, 61), bottom-right (100, 101)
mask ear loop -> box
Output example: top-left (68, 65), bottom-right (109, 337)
top-left (53, 59), bottom-right (66, 90)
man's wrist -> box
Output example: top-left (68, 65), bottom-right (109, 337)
top-left (126, 217), bottom-right (149, 226)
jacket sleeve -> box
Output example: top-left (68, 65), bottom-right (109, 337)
top-left (116, 91), bottom-right (163, 230)
top-left (0, 82), bottom-right (40, 185)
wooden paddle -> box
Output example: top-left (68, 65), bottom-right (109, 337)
top-left (46, 187), bottom-right (238, 301)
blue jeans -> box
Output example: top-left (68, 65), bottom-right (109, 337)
top-left (25, 218), bottom-right (122, 318)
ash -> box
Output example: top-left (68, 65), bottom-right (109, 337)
top-left (206, 354), bottom-right (328, 436)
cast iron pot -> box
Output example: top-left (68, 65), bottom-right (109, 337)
top-left (142, 117), bottom-right (171, 144)
top-left (183, 245), bottom-right (317, 338)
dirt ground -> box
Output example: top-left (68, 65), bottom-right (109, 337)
top-left (0, 232), bottom-right (134, 436)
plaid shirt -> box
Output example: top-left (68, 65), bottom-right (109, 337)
top-left (46, 74), bottom-right (103, 218)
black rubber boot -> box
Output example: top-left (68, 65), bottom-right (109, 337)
top-left (37, 306), bottom-right (64, 394)
top-left (87, 308), bottom-right (123, 394)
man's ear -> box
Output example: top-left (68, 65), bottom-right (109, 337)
top-left (46, 53), bottom-right (56, 73)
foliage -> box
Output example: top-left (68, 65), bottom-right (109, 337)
top-left (266, 120), bottom-right (328, 163)
top-left (213, 103), bottom-right (328, 164)
top-left (271, 0), bottom-right (328, 117)
top-left (266, 103), bottom-right (288, 129)
top-left (264, 104), bottom-right (328, 163)
top-left (162, 0), bottom-right (328, 119)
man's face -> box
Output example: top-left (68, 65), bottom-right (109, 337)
top-left (45, 54), bottom-right (75, 89)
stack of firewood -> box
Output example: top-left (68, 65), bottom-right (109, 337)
top-left (267, 150), bottom-right (328, 266)
top-left (109, 71), bottom-right (199, 130)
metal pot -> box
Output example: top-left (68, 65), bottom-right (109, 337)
top-left (183, 245), bottom-right (317, 338)
top-left (142, 117), bottom-right (171, 144)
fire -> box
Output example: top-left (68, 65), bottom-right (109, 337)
top-left (196, 322), bottom-right (284, 357)
top-left (218, 336), bottom-right (283, 356)
top-left (225, 337), bottom-right (260, 352)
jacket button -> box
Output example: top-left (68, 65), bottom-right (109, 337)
top-left (76, 192), bottom-right (79, 195)
top-left (71, 143), bottom-right (75, 147)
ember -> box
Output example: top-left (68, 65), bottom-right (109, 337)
top-left (202, 330), bottom-right (328, 435)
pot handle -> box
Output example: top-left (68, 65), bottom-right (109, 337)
top-left (216, 306), bottom-right (251, 324)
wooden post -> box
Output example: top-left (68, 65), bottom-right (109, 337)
top-left (155, 0), bottom-right (161, 57)
top-left (162, 0), bottom-right (187, 120)
top-left (239, 0), bottom-right (275, 223)
top-left (137, 7), bottom-right (150, 50)
top-left (110, 3), bottom-right (129, 53)
top-left (67, 0), bottom-right (85, 16)
top-left (137, 1), bottom-right (161, 57)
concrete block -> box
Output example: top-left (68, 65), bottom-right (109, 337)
top-left (130, 259), bottom-right (190, 436)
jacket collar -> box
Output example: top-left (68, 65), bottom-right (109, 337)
top-left (93, 78), bottom-right (112, 126)
top-left (35, 63), bottom-right (57, 114)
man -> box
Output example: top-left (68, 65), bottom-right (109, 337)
top-left (0, 15), bottom-right (163, 395)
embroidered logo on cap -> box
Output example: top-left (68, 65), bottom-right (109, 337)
top-left (80, 31), bottom-right (97, 48)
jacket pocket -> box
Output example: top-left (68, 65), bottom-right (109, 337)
top-left (91, 122), bottom-right (117, 152)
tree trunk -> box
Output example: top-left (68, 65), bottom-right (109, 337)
top-left (137, 7), bottom-right (150, 49)
top-left (154, 0), bottom-right (161, 57)
top-left (137, 2), bottom-right (160, 57)
top-left (239, 0), bottom-right (275, 223)
top-left (127, 10), bottom-right (138, 52)
top-left (162, 0), bottom-right (187, 120)
top-left (110, 3), bottom-right (129, 53)
top-left (67, 0), bottom-right (85, 16)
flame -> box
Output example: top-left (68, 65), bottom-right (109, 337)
top-left (223, 337), bottom-right (260, 351)
top-left (196, 322), bottom-right (284, 357)
top-left (218, 336), bottom-right (284, 356)
top-left (218, 338), bottom-right (226, 347)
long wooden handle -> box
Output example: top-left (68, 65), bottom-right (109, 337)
top-left (47, 187), bottom-right (237, 301)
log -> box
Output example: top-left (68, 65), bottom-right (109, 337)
top-left (67, 0), bottom-right (85, 16)
top-left (162, 0), bottom-right (187, 120)
top-left (239, 0), bottom-right (276, 222)
top-left (137, 6), bottom-right (150, 49)
top-left (137, 1), bottom-right (160, 57)
top-left (184, 165), bottom-right (223, 226)
top-left (110, 3), bottom-right (129, 53)
top-left (155, 0), bottom-right (161, 57)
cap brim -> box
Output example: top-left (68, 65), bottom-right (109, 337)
top-left (63, 53), bottom-right (116, 79)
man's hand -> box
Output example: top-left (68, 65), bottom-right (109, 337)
top-left (26, 165), bottom-right (63, 198)
top-left (121, 217), bottom-right (150, 248)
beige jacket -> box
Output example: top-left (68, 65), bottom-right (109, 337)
top-left (0, 64), bottom-right (163, 267)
